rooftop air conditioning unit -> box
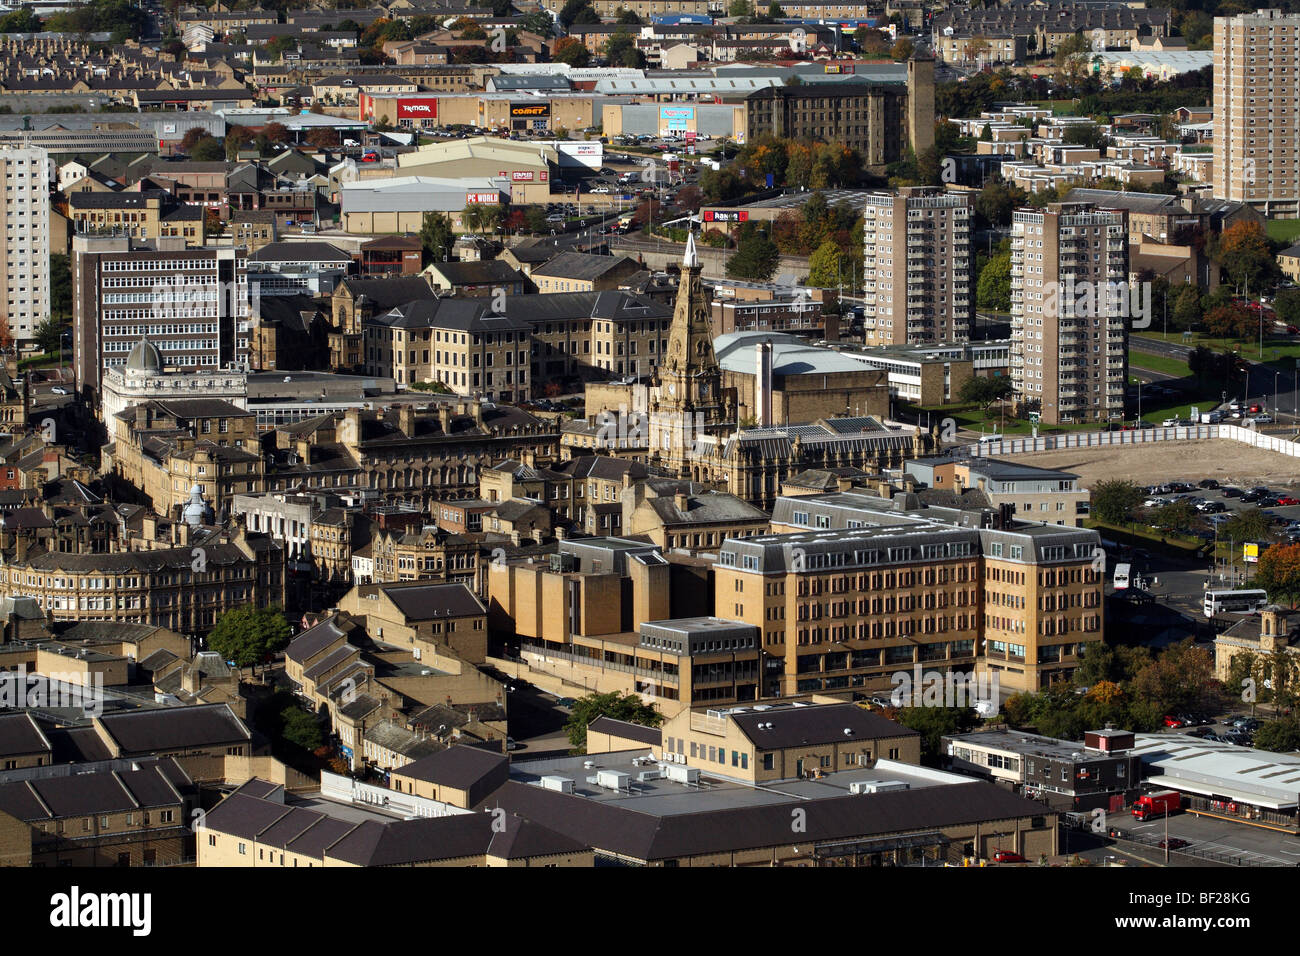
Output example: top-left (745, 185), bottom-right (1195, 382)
top-left (848, 780), bottom-right (911, 795)
top-left (539, 775), bottom-right (574, 793)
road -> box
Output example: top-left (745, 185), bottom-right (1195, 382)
top-left (1132, 335), bottom-right (1300, 425)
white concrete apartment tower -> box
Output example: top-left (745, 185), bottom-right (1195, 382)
top-left (1010, 203), bottom-right (1129, 426)
top-left (0, 145), bottom-right (51, 347)
top-left (1214, 8), bottom-right (1300, 218)
top-left (861, 186), bottom-right (973, 347)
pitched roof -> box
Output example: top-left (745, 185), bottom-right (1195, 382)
top-left (379, 582), bottom-right (486, 621)
top-left (96, 703), bottom-right (251, 754)
top-left (730, 703), bottom-right (918, 750)
top-left (394, 744), bottom-right (508, 789)
top-left (485, 778), bottom-right (1038, 861)
top-left (588, 715), bottom-right (661, 746)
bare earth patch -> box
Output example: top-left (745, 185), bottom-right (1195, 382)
top-left (1003, 440), bottom-right (1300, 489)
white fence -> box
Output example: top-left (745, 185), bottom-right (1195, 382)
top-left (969, 424), bottom-right (1300, 460)
top-left (319, 770), bottom-right (469, 820)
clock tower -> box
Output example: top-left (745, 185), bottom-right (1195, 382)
top-left (648, 229), bottom-right (736, 479)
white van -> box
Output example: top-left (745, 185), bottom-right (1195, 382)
top-left (978, 434), bottom-right (1003, 445)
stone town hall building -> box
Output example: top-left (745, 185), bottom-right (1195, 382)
top-left (585, 232), bottom-right (939, 510)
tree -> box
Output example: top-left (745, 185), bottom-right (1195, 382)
top-left (855, 27), bottom-right (890, 56)
top-left (1171, 283), bottom-right (1203, 330)
top-left (266, 35), bottom-right (297, 58)
top-left (204, 210), bottom-right (224, 237)
top-left (1202, 303), bottom-right (1255, 342)
top-left (604, 30), bottom-right (644, 68)
top-left (1129, 638), bottom-right (1225, 716)
top-left (557, 0), bottom-right (597, 27)
top-left (206, 606), bottom-right (292, 671)
top-left (520, 11), bottom-right (554, 37)
top-left (524, 206), bottom-right (551, 234)
top-left (1091, 478), bottom-right (1144, 526)
top-left (33, 318), bottom-right (64, 354)
top-left (49, 254), bottom-right (71, 319)
top-left (224, 125), bottom-right (254, 161)
top-left (957, 375), bottom-right (1014, 411)
top-left (1211, 220), bottom-right (1275, 292)
top-left (895, 706), bottom-right (978, 761)
top-left (976, 250), bottom-right (1011, 311)
top-left (728, 0), bottom-right (753, 15)
top-left (306, 127), bottom-right (340, 150)
top-left (1152, 499), bottom-right (1199, 534)
top-left (890, 37), bottom-right (915, 61)
top-left (726, 224), bottom-right (780, 281)
top-left (564, 691), bottom-right (664, 752)
top-left (1254, 718), bottom-right (1300, 753)
top-left (262, 122), bottom-right (290, 145)
top-left (973, 180), bottom-right (1027, 231)
top-left (614, 7), bottom-right (641, 23)
top-left (1256, 542), bottom-right (1300, 608)
top-left (181, 127), bottom-right (211, 152)
top-left (553, 35), bottom-right (590, 67)
top-left (1221, 507), bottom-right (1274, 550)
top-left (420, 211), bottom-right (455, 262)
top-left (189, 136), bottom-right (224, 162)
top-left (806, 240), bottom-right (846, 288)
top-left (1275, 289), bottom-right (1300, 328)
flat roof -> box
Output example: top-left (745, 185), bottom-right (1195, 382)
top-left (1131, 733), bottom-right (1300, 810)
top-left (507, 751), bottom-right (971, 818)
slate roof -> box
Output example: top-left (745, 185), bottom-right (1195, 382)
top-left (96, 703), bottom-right (251, 755)
top-left (380, 582), bottom-right (486, 621)
top-left (730, 703), bottom-right (919, 750)
top-left (393, 745), bottom-right (508, 789)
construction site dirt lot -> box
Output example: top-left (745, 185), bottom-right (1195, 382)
top-left (1005, 440), bottom-right (1300, 489)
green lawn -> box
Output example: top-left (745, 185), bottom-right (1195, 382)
top-left (914, 402), bottom-right (1119, 436)
top-left (1267, 219), bottom-right (1300, 244)
top-left (1127, 351), bottom-right (1191, 378)
top-left (1085, 519), bottom-right (1208, 558)
top-left (1135, 330), bottom-right (1300, 369)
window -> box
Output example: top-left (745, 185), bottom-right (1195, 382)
top-left (763, 753), bottom-right (774, 771)
top-left (238, 842), bottom-right (247, 855)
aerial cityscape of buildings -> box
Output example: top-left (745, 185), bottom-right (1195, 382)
top-left (0, 3), bottom-right (1294, 925)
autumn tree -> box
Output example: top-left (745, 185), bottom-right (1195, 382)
top-left (262, 122), bottom-right (290, 144)
top-left (553, 36), bottom-right (590, 67)
top-left (1210, 220), bottom-right (1276, 292)
top-left (1202, 303), bottom-right (1255, 341)
top-left (1129, 638), bottom-right (1226, 716)
top-left (890, 37), bottom-right (914, 61)
top-left (305, 127), bottom-right (340, 150)
top-left (1255, 542), bottom-right (1300, 608)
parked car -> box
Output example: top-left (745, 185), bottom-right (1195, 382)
top-left (992, 850), bottom-right (1027, 863)
top-left (1198, 478), bottom-right (1220, 489)
top-left (1278, 496), bottom-right (1300, 506)
top-left (1163, 715), bottom-right (1184, 728)
top-left (1159, 838), bottom-right (1191, 851)
top-left (1254, 414), bottom-right (1275, 425)
top-left (1221, 486), bottom-right (1244, 498)
top-left (50, 386), bottom-right (68, 395)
